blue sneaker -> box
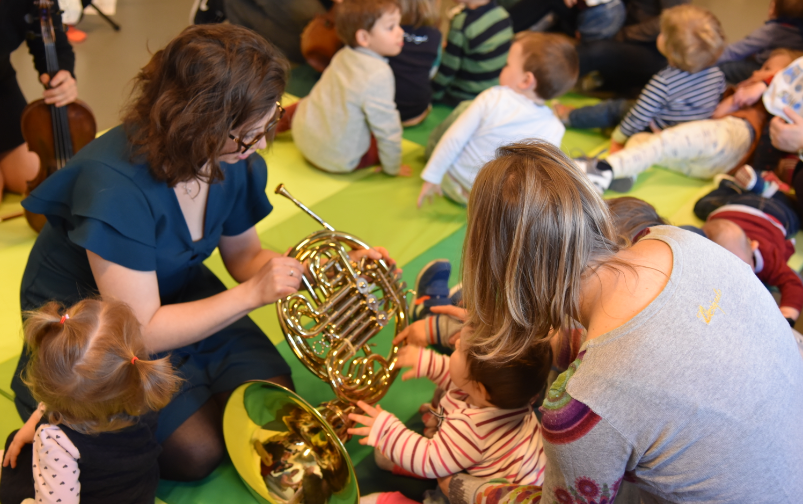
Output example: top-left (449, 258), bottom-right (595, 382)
top-left (410, 259), bottom-right (451, 322)
top-left (449, 282), bottom-right (463, 307)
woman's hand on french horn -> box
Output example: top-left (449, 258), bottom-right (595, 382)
top-left (248, 256), bottom-right (304, 306)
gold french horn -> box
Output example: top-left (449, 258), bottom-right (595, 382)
top-left (223, 185), bottom-right (409, 504)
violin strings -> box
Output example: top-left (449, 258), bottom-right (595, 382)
top-left (42, 3), bottom-right (75, 170)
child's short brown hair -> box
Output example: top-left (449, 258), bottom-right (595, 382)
top-left (660, 5), bottom-right (725, 73)
top-left (23, 299), bottom-right (181, 434)
top-left (399, 0), bottom-right (439, 28)
top-left (466, 340), bottom-right (553, 409)
top-left (336, 0), bottom-right (401, 47)
top-left (513, 32), bottom-right (579, 100)
top-left (607, 197), bottom-right (668, 245)
top-left (775, 0), bottom-right (803, 19)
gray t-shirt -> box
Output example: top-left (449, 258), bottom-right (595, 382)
top-left (451, 225), bottom-right (803, 504)
top-left (539, 225), bottom-right (803, 503)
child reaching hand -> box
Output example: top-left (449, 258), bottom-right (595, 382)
top-left (348, 337), bottom-right (552, 485)
top-left (418, 32), bottom-right (577, 206)
top-left (0, 299), bottom-right (181, 504)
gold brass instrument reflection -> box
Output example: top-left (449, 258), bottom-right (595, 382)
top-left (245, 185), bottom-right (408, 503)
top-left (254, 403), bottom-right (349, 504)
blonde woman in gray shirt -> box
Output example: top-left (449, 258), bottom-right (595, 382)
top-left (279, 0), bottom-right (412, 176)
top-left (436, 141), bottom-right (803, 504)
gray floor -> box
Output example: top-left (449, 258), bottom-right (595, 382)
top-left (11, 0), bottom-right (770, 131)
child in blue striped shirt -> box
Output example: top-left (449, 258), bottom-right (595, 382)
top-left (556, 5), bottom-right (726, 152)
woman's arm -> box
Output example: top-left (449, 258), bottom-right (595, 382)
top-left (218, 226), bottom-right (283, 283)
top-left (88, 249), bottom-right (303, 353)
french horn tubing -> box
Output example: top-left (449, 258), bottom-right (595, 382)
top-left (274, 184), bottom-right (408, 422)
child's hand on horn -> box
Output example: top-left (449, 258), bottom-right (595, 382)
top-left (347, 401), bottom-right (384, 445)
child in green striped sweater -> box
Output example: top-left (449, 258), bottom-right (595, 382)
top-left (432, 0), bottom-right (513, 105)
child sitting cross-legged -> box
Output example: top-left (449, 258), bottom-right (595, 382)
top-left (348, 336), bottom-right (552, 489)
top-left (418, 32), bottom-right (578, 206)
top-left (281, 0), bottom-right (411, 176)
top-left (0, 299), bottom-right (181, 504)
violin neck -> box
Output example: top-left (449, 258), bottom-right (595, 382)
top-left (37, 0), bottom-right (74, 168)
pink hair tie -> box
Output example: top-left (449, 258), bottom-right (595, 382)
top-left (131, 356), bottom-right (139, 365)
top-left (59, 314), bottom-right (70, 324)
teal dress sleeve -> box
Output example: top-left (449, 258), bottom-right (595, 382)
top-left (22, 160), bottom-right (158, 271)
top-left (221, 155), bottom-right (273, 237)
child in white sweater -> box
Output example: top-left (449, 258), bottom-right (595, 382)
top-left (417, 32), bottom-right (578, 206)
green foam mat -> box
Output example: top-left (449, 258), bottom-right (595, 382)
top-left (2, 89), bottom-right (802, 504)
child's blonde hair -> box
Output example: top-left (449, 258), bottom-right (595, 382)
top-left (660, 5), bottom-right (725, 73)
top-left (23, 299), bottom-right (181, 434)
top-left (398, 0), bottom-right (439, 27)
top-left (462, 141), bottom-right (622, 362)
top-left (513, 32), bottom-right (579, 100)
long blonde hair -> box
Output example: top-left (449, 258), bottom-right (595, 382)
top-left (23, 299), bottom-right (181, 434)
top-left (462, 141), bottom-right (621, 362)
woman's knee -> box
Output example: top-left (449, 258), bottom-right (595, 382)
top-left (158, 401), bottom-right (226, 481)
top-left (267, 373), bottom-right (295, 392)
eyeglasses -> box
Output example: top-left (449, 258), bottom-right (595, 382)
top-left (227, 102), bottom-right (285, 154)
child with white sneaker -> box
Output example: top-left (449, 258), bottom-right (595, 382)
top-left (417, 32), bottom-right (578, 206)
top-left (576, 49), bottom-right (798, 194)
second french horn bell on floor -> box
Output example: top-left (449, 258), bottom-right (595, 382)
top-left (223, 184), bottom-right (410, 504)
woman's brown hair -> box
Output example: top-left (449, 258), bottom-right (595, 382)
top-left (122, 24), bottom-right (289, 186)
top-left (462, 141), bottom-right (621, 362)
top-left (23, 299), bottom-right (181, 434)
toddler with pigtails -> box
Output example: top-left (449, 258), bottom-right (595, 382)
top-left (0, 299), bottom-right (181, 504)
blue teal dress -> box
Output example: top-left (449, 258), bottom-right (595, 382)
top-left (13, 126), bottom-right (291, 442)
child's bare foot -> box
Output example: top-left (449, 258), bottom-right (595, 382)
top-left (551, 103), bottom-right (575, 126)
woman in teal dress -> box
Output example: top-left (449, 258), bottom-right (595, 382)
top-left (12, 24), bottom-right (390, 482)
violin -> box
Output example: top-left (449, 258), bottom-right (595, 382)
top-left (21, 0), bottom-right (96, 232)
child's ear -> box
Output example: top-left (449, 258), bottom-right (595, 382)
top-left (476, 381), bottom-right (493, 405)
top-left (751, 239), bottom-right (760, 252)
top-left (355, 28), bottom-right (371, 48)
top-left (522, 72), bottom-right (537, 93)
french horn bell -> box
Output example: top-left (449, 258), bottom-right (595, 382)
top-left (224, 185), bottom-right (409, 504)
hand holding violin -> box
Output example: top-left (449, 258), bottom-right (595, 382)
top-left (40, 69), bottom-right (78, 107)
